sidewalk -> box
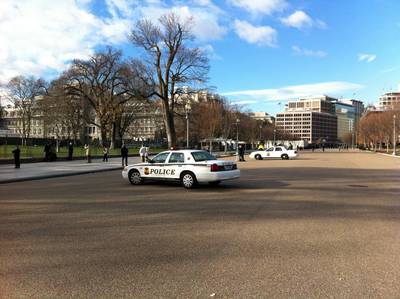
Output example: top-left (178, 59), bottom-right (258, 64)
top-left (0, 151), bottom-right (237, 184)
top-left (0, 156), bottom-right (140, 184)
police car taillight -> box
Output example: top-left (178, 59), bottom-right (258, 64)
top-left (210, 164), bottom-right (219, 172)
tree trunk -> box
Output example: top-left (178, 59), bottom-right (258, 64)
top-left (164, 108), bottom-right (176, 148)
top-left (100, 125), bottom-right (107, 146)
top-left (110, 122), bottom-right (117, 149)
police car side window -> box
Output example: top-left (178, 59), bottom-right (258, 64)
top-left (152, 152), bottom-right (170, 163)
top-left (275, 147), bottom-right (282, 151)
top-left (168, 153), bottom-right (184, 163)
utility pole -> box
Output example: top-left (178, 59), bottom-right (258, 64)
top-left (185, 103), bottom-right (191, 149)
top-left (393, 114), bottom-right (397, 156)
top-left (236, 118), bottom-right (240, 161)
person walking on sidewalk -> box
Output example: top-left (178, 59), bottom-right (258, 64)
top-left (44, 143), bottom-right (51, 161)
top-left (145, 146), bottom-right (149, 162)
top-left (121, 143), bottom-right (128, 166)
top-left (238, 144), bottom-right (246, 162)
top-left (12, 145), bottom-right (21, 169)
top-left (68, 142), bottom-right (73, 160)
top-left (139, 144), bottom-right (146, 162)
top-left (84, 144), bottom-right (92, 163)
top-left (102, 145), bottom-right (109, 162)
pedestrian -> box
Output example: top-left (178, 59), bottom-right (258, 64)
top-left (68, 142), bottom-right (73, 160)
top-left (139, 144), bottom-right (146, 162)
top-left (12, 145), bottom-right (21, 169)
top-left (121, 143), bottom-right (128, 166)
top-left (84, 144), bottom-right (91, 163)
top-left (239, 144), bottom-right (245, 161)
top-left (102, 145), bottom-right (109, 162)
top-left (145, 146), bottom-right (149, 162)
top-left (288, 143), bottom-right (293, 150)
top-left (44, 143), bottom-right (50, 161)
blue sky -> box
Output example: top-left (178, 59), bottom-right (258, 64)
top-left (1, 0), bottom-right (399, 115)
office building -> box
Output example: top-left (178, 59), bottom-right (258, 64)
top-left (379, 92), bottom-right (400, 110)
top-left (248, 112), bottom-right (274, 124)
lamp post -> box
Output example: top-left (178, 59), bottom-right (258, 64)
top-left (393, 114), bottom-right (397, 156)
top-left (273, 128), bottom-right (276, 145)
top-left (185, 103), bottom-right (191, 149)
top-left (236, 118), bottom-right (240, 160)
top-left (259, 125), bottom-right (262, 141)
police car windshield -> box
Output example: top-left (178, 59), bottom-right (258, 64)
top-left (191, 151), bottom-right (216, 162)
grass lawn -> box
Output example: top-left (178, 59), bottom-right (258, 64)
top-left (0, 145), bottom-right (165, 159)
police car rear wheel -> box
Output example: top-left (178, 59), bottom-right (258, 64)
top-left (281, 154), bottom-right (289, 160)
top-left (255, 154), bottom-right (262, 160)
top-left (129, 170), bottom-right (142, 185)
top-left (181, 172), bottom-right (196, 189)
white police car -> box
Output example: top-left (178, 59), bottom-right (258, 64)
top-left (249, 146), bottom-right (298, 160)
top-left (122, 150), bottom-right (240, 189)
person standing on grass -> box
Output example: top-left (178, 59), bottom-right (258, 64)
top-left (102, 145), bottom-right (109, 162)
top-left (139, 144), bottom-right (146, 162)
top-left (68, 142), bottom-right (73, 160)
top-left (12, 145), bottom-right (21, 169)
top-left (121, 143), bottom-right (128, 166)
top-left (84, 144), bottom-right (91, 163)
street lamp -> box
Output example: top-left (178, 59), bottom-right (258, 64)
top-left (273, 128), bottom-right (276, 145)
top-left (185, 103), bottom-right (191, 149)
top-left (393, 114), bottom-right (397, 156)
top-left (236, 118), bottom-right (240, 160)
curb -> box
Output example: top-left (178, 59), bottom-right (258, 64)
top-left (0, 166), bottom-right (122, 184)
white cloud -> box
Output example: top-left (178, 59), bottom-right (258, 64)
top-left (358, 53), bottom-right (376, 63)
top-left (292, 46), bottom-right (327, 58)
top-left (281, 10), bottom-right (325, 30)
top-left (380, 66), bottom-right (400, 73)
top-left (230, 100), bottom-right (258, 105)
top-left (200, 44), bottom-right (222, 60)
top-left (234, 20), bottom-right (277, 47)
top-left (0, 0), bottom-right (132, 84)
top-left (222, 81), bottom-right (364, 101)
top-left (229, 0), bottom-right (287, 15)
top-left (136, 4), bottom-right (227, 42)
top-left (0, 0), bottom-right (227, 84)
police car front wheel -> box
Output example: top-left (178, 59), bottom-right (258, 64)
top-left (129, 170), bottom-right (143, 185)
top-left (181, 172), bottom-right (197, 189)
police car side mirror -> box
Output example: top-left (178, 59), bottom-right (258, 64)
top-left (147, 158), bottom-right (154, 163)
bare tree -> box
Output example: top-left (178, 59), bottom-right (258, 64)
top-left (64, 47), bottom-right (150, 148)
top-left (39, 78), bottom-right (84, 142)
top-left (129, 13), bottom-right (209, 147)
top-left (6, 76), bottom-right (47, 143)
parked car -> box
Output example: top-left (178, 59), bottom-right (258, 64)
top-left (122, 150), bottom-right (240, 189)
top-left (249, 146), bottom-right (298, 160)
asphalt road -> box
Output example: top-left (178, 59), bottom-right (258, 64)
top-left (1, 152), bottom-right (400, 298)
